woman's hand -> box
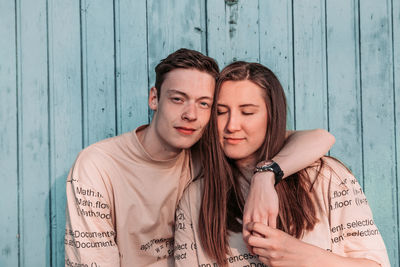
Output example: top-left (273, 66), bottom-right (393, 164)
top-left (242, 172), bottom-right (278, 254)
top-left (245, 222), bottom-right (317, 267)
top-left (245, 222), bottom-right (381, 267)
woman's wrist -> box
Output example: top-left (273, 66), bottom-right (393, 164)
top-left (251, 171), bottom-right (275, 186)
top-left (253, 160), bottom-right (284, 186)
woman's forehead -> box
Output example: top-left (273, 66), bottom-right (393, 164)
top-left (217, 80), bottom-right (265, 104)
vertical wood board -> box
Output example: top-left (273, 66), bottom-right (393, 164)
top-left (115, 0), bottom-right (149, 133)
top-left (393, 0), bottom-right (400, 265)
top-left (259, 0), bottom-right (294, 129)
top-left (19, 0), bottom-right (51, 265)
top-left (293, 0), bottom-right (328, 130)
top-left (359, 0), bottom-right (398, 263)
top-left (0, 0), bottom-right (19, 266)
top-left (48, 0), bottom-right (83, 266)
top-left (326, 0), bottom-right (363, 182)
top-left (81, 0), bottom-right (116, 146)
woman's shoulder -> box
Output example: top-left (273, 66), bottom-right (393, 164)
top-left (303, 156), bottom-right (355, 189)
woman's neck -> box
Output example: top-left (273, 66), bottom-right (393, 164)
top-left (235, 156), bottom-right (258, 181)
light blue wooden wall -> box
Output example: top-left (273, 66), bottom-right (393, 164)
top-left (0, 0), bottom-right (399, 266)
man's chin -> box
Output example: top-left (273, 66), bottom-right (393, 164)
top-left (173, 138), bottom-right (202, 150)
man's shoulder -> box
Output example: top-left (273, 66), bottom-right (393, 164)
top-left (181, 178), bottom-right (203, 204)
top-left (77, 130), bottom-right (136, 161)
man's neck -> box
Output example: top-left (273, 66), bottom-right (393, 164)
top-left (136, 124), bottom-right (182, 161)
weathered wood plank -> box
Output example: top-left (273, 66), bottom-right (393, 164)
top-left (207, 0), bottom-right (260, 68)
top-left (205, 0), bottom-right (226, 66)
top-left (81, 0), bottom-right (116, 146)
top-left (146, 0), bottom-right (205, 94)
top-left (360, 0), bottom-right (398, 264)
top-left (0, 0), bottom-right (19, 266)
top-left (393, 0), bottom-right (400, 265)
top-left (293, 0), bottom-right (328, 130)
top-left (115, 0), bottom-right (148, 133)
top-left (325, 0), bottom-right (363, 182)
top-left (259, 0), bottom-right (294, 129)
top-left (18, 0), bottom-right (50, 265)
top-left (48, 0), bottom-right (82, 266)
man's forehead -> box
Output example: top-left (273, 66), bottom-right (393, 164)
top-left (161, 69), bottom-right (215, 98)
top-left (163, 68), bottom-right (215, 81)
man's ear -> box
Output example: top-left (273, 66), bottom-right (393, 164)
top-left (149, 87), bottom-right (158, 111)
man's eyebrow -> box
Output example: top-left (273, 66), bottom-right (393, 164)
top-left (197, 96), bottom-right (213, 101)
top-left (166, 89), bottom-right (188, 97)
top-left (167, 89), bottom-right (213, 101)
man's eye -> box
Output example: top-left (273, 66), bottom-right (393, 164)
top-left (171, 97), bottom-right (183, 103)
top-left (200, 102), bottom-right (210, 108)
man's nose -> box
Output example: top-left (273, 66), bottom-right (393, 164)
top-left (181, 103), bottom-right (197, 121)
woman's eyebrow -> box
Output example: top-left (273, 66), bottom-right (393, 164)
top-left (239, 104), bottom-right (259, 108)
top-left (217, 103), bottom-right (259, 108)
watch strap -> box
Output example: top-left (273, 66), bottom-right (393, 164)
top-left (254, 160), bottom-right (284, 186)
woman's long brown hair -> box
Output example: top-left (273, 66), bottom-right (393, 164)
top-left (198, 61), bottom-right (319, 266)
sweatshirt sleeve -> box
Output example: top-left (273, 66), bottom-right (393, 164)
top-left (326, 159), bottom-right (390, 267)
top-left (65, 148), bottom-right (120, 267)
top-left (174, 186), bottom-right (200, 267)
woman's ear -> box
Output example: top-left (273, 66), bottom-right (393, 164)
top-left (149, 87), bottom-right (158, 111)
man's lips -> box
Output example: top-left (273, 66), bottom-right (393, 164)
top-left (175, 127), bottom-right (196, 135)
top-left (224, 137), bottom-right (245, 145)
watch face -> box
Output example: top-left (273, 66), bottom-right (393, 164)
top-left (261, 166), bottom-right (273, 171)
top-left (256, 160), bottom-right (273, 169)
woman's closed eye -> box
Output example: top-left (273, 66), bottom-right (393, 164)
top-left (217, 106), bottom-right (229, 115)
top-left (241, 108), bottom-right (257, 115)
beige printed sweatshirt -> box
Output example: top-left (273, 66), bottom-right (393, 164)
top-left (174, 157), bottom-right (390, 267)
top-left (65, 125), bottom-right (192, 267)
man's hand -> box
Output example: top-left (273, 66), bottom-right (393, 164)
top-left (243, 171), bottom-right (278, 253)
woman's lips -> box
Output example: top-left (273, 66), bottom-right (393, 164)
top-left (175, 127), bottom-right (196, 135)
top-left (224, 137), bottom-right (245, 145)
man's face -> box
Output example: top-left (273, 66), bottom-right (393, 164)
top-left (150, 68), bottom-right (215, 151)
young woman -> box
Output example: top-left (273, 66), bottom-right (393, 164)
top-left (174, 61), bottom-right (390, 267)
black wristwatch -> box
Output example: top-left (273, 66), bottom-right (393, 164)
top-left (254, 160), bottom-right (284, 186)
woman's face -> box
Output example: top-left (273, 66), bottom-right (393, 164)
top-left (217, 80), bottom-right (268, 163)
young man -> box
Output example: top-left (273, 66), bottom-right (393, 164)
top-left (65, 48), bottom-right (334, 267)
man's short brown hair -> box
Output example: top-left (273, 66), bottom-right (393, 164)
top-left (154, 48), bottom-right (219, 99)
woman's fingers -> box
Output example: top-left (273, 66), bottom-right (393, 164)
top-left (247, 222), bottom-right (272, 237)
